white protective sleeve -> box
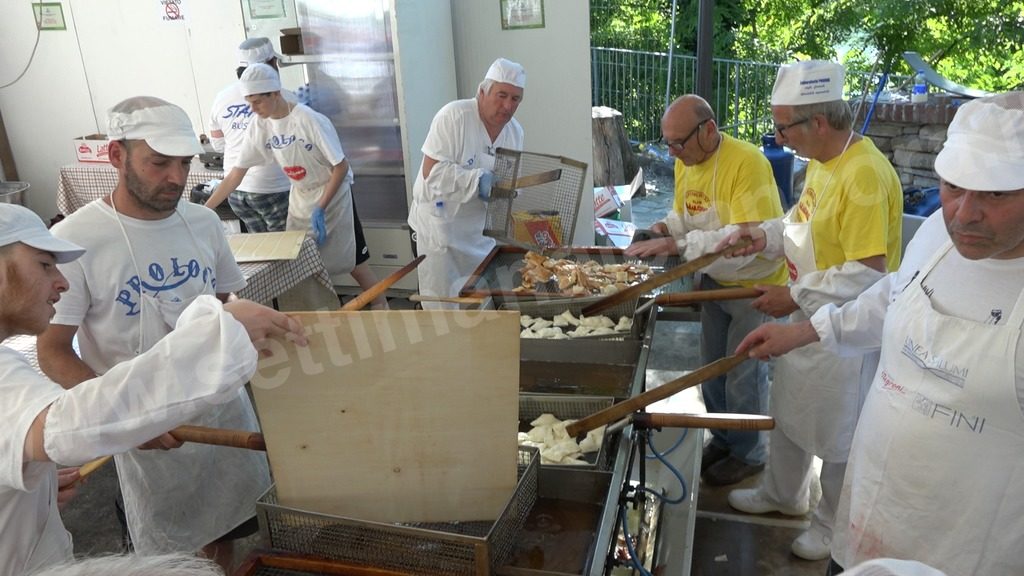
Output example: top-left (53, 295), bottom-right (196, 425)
top-left (810, 272), bottom-right (895, 357)
top-left (757, 217), bottom-right (786, 260)
top-left (210, 136), bottom-right (225, 154)
top-left (681, 224), bottom-right (760, 275)
top-left (791, 260), bottom-right (886, 318)
top-left (42, 295), bottom-right (258, 466)
top-left (423, 160), bottom-right (487, 206)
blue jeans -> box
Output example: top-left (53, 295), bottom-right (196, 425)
top-left (699, 275), bottom-right (770, 464)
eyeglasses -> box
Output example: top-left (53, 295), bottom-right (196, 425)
top-left (663, 119), bottom-right (710, 151)
top-left (774, 117), bottom-right (810, 137)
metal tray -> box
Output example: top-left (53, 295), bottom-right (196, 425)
top-left (257, 448), bottom-right (539, 576)
top-left (519, 394), bottom-right (616, 470)
top-left (502, 296), bottom-right (641, 341)
top-left (460, 245), bottom-right (689, 302)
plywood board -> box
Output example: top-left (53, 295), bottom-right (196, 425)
top-left (251, 310), bottom-right (521, 524)
top-left (229, 231), bottom-right (306, 262)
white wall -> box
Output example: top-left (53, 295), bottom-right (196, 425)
top-left (450, 0), bottom-right (594, 244)
top-left (0, 0), bottom-right (263, 218)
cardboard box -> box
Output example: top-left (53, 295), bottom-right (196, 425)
top-left (594, 217), bottom-right (637, 248)
top-left (512, 210), bottom-right (562, 247)
top-left (280, 28), bottom-right (303, 55)
top-left (74, 134), bottom-right (110, 163)
top-left (593, 167), bottom-right (644, 220)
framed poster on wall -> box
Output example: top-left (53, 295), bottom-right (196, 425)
top-left (500, 0), bottom-right (544, 30)
top-left (249, 0), bottom-right (287, 20)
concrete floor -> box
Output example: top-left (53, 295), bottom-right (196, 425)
top-left (59, 314), bottom-right (828, 575)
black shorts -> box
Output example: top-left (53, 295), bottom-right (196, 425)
top-left (214, 515), bottom-right (259, 542)
top-left (352, 195), bottom-right (370, 266)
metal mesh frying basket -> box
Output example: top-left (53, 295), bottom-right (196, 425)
top-left (485, 148), bottom-right (587, 247)
top-left (501, 296), bottom-right (641, 340)
top-left (257, 448), bottom-right (539, 576)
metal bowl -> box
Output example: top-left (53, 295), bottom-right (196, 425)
top-left (0, 181), bottom-right (29, 205)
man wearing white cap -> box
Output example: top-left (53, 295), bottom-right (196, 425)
top-left (625, 94), bottom-right (786, 486)
top-left (407, 57), bottom-right (526, 307)
top-left (0, 203), bottom-right (306, 574)
top-left (732, 92), bottom-right (1024, 574)
top-left (720, 60), bottom-right (903, 561)
top-left (204, 63), bottom-right (387, 309)
top-left (36, 96), bottom-right (273, 567)
top-left (206, 37), bottom-right (296, 232)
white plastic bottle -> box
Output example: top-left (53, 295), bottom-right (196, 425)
top-left (911, 70), bottom-right (928, 103)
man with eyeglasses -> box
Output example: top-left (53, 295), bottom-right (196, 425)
top-left (625, 94), bottom-right (787, 487)
top-left (720, 60), bottom-right (903, 562)
top-left (730, 91), bottom-right (1024, 575)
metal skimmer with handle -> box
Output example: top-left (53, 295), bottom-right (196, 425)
top-left (485, 148), bottom-right (588, 249)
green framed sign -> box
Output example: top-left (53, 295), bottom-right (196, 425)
top-left (500, 0), bottom-right (545, 30)
top-left (33, 2), bottom-right (66, 31)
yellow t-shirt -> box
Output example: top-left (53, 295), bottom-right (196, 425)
top-left (792, 137), bottom-right (903, 272)
top-left (672, 134), bottom-right (788, 286)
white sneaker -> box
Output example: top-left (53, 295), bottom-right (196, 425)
top-left (727, 488), bottom-right (809, 516)
top-left (791, 524), bottom-right (832, 560)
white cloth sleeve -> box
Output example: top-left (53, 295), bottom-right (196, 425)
top-left (423, 160), bottom-right (487, 205)
top-left (663, 211), bottom-right (688, 238)
top-left (210, 136), bottom-right (225, 153)
top-left (681, 224), bottom-right (760, 275)
top-left (810, 272), bottom-right (894, 357)
top-left (42, 296), bottom-right (258, 466)
top-left (758, 218), bottom-right (786, 260)
top-left (791, 260), bottom-right (886, 317)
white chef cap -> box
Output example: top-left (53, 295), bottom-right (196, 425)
top-left (0, 204), bottom-right (85, 263)
top-left (239, 63), bottom-right (282, 96)
top-left (934, 91), bottom-right (1024, 191)
top-left (238, 37), bottom-right (279, 67)
top-left (484, 58), bottom-right (526, 89)
top-left (107, 96), bottom-right (203, 157)
top-left (771, 60), bottom-right (845, 105)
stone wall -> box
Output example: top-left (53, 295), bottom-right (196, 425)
top-left (854, 95), bottom-right (960, 189)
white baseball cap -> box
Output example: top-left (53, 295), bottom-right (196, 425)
top-left (240, 63), bottom-right (282, 97)
top-left (485, 58), bottom-right (526, 89)
top-left (771, 60), bottom-right (845, 105)
top-left (107, 96), bottom-right (203, 157)
top-left (238, 37), bottom-right (279, 66)
top-left (934, 91), bottom-right (1024, 191)
top-left (0, 204), bottom-right (85, 263)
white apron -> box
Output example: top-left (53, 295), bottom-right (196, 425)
top-left (836, 242), bottom-right (1024, 574)
top-left (416, 148), bottom-right (498, 306)
top-left (111, 205), bottom-right (271, 554)
top-left (774, 137), bottom-right (874, 460)
top-left (288, 181), bottom-right (356, 283)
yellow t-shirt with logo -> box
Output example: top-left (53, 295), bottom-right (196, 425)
top-left (672, 133), bottom-right (788, 287)
top-left (791, 137), bottom-right (903, 272)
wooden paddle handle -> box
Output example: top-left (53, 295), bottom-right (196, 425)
top-left (654, 287), bottom-right (761, 306)
top-left (634, 412), bottom-right (775, 431)
top-left (565, 353), bottom-right (749, 437)
top-left (169, 425), bottom-right (266, 451)
top-left (71, 455), bottom-right (113, 486)
top-left (342, 255), bottom-right (425, 311)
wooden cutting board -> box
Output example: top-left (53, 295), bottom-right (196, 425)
top-left (251, 310), bottom-right (521, 524)
top-left (228, 230), bottom-right (306, 262)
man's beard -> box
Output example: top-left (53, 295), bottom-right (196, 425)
top-left (124, 160), bottom-right (185, 213)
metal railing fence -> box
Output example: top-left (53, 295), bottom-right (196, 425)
top-left (591, 46), bottom-right (904, 145)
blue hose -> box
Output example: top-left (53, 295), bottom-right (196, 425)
top-left (860, 70), bottom-right (890, 135)
top-left (641, 432), bottom-right (688, 505)
top-left (619, 507), bottom-right (655, 576)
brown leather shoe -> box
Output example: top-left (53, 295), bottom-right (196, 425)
top-left (702, 456), bottom-right (765, 487)
top-left (701, 443), bottom-right (730, 474)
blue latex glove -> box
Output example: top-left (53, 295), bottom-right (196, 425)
top-left (311, 206), bottom-right (327, 246)
top-left (477, 171), bottom-right (494, 201)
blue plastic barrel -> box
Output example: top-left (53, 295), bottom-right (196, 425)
top-left (762, 134), bottom-right (795, 208)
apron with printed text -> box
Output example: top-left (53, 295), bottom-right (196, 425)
top-left (835, 242), bottom-right (1024, 574)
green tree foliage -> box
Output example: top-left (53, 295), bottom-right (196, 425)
top-left (591, 0), bottom-right (748, 55)
top-left (734, 0), bottom-right (1024, 91)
